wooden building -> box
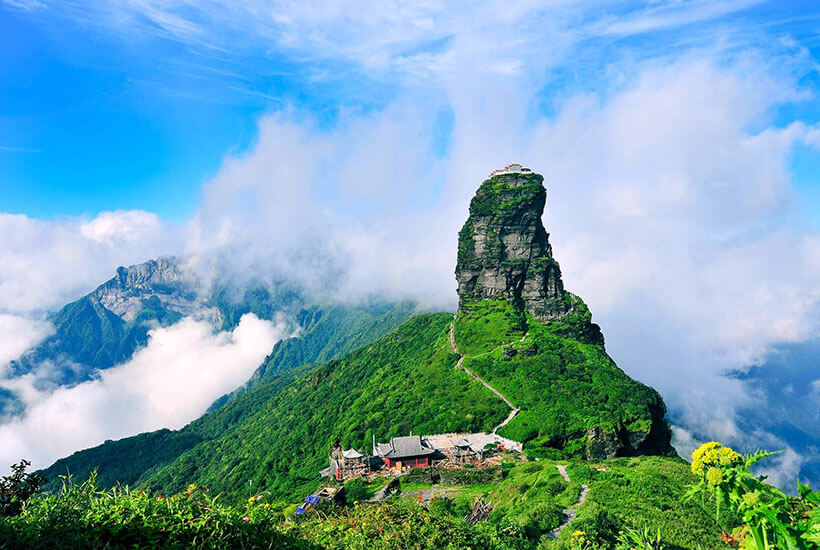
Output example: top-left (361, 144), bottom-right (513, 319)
top-left (329, 446), bottom-right (369, 481)
top-left (375, 435), bottom-right (436, 469)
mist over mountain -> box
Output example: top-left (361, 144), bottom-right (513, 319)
top-left (0, 252), bottom-right (419, 470)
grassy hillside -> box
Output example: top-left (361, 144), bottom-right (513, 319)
top-left (210, 301), bottom-right (420, 409)
top-left (386, 455), bottom-right (726, 549)
top-left (42, 303), bottom-right (675, 505)
top-left (38, 301), bottom-right (418, 490)
top-left (138, 313), bottom-right (508, 501)
top-left (454, 299), bottom-right (671, 458)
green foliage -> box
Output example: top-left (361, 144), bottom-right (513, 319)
top-left (439, 465), bottom-right (503, 485)
top-left (457, 219), bottom-right (476, 266)
top-left (543, 294), bottom-right (604, 346)
top-left (485, 460), bottom-right (574, 538)
top-left (37, 302), bottom-right (418, 493)
top-left (462, 318), bottom-right (668, 457)
top-left (562, 457), bottom-right (725, 549)
top-left (0, 460), bottom-right (44, 517)
top-left (455, 299), bottom-right (527, 355)
top-left (138, 314), bottom-right (508, 502)
top-left (615, 526), bottom-right (665, 550)
top-left (242, 301), bottom-right (419, 388)
top-left (0, 475), bottom-right (529, 550)
top-left (558, 505), bottom-right (621, 549)
top-left (687, 442), bottom-right (819, 550)
top-left (286, 500), bottom-right (530, 549)
top-left (39, 429), bottom-right (206, 493)
top-left (342, 478), bottom-right (371, 503)
top-left (0, 474), bottom-right (301, 549)
top-left (468, 174), bottom-right (546, 218)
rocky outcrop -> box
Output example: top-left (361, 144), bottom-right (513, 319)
top-left (93, 257), bottom-right (202, 321)
top-left (456, 170), bottom-right (571, 320)
top-left (586, 427), bottom-right (620, 460)
top-left (586, 401), bottom-right (673, 460)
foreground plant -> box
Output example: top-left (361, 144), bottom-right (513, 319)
top-left (0, 460), bottom-right (44, 517)
top-left (686, 442), bottom-right (819, 550)
top-left (616, 526), bottom-right (665, 550)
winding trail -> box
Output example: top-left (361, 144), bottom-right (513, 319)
top-left (548, 465), bottom-right (590, 540)
top-left (449, 319), bottom-right (520, 434)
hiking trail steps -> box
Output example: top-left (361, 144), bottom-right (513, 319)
top-left (548, 465), bottom-right (590, 540)
top-left (449, 319), bottom-right (520, 434)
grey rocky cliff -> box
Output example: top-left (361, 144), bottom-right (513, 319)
top-left (455, 169), bottom-right (576, 321)
top-left (93, 257), bottom-right (205, 322)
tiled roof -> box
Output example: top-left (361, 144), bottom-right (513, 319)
top-left (342, 448), bottom-right (364, 459)
top-left (384, 435), bottom-right (434, 458)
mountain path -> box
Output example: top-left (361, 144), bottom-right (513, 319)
top-left (548, 465), bottom-right (590, 540)
top-left (449, 319), bottom-right (520, 434)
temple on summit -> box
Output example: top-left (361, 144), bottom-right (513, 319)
top-left (489, 163), bottom-right (532, 177)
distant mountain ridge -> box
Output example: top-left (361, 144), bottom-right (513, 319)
top-left (1, 258), bottom-right (199, 420)
top-left (1, 257), bottom-right (419, 422)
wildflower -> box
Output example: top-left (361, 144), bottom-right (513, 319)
top-left (742, 491), bottom-right (759, 507)
top-left (706, 467), bottom-right (723, 486)
top-left (691, 442), bottom-right (742, 476)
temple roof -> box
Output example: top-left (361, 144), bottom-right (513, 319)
top-left (342, 448), bottom-right (364, 459)
top-left (383, 435), bottom-right (434, 458)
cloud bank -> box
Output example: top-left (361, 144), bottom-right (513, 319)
top-left (0, 210), bottom-right (182, 313)
top-left (0, 314), bottom-right (285, 469)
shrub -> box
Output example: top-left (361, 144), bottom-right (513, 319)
top-left (0, 460), bottom-right (44, 517)
top-left (343, 478), bottom-right (371, 503)
top-left (439, 465), bottom-right (502, 485)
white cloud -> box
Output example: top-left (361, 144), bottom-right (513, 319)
top-left (0, 315), bottom-right (52, 377)
top-left (0, 211), bottom-right (181, 313)
top-left (0, 313), bottom-right (285, 469)
top-left (79, 210), bottom-right (164, 245)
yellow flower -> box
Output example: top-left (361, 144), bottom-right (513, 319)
top-left (691, 442), bottom-right (742, 476)
top-left (706, 467), bottom-right (723, 486)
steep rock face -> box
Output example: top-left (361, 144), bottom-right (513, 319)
top-left (94, 257), bottom-right (202, 322)
top-left (5, 257), bottom-right (205, 393)
top-left (456, 171), bottom-right (569, 320)
top-left (454, 166), bottom-right (672, 459)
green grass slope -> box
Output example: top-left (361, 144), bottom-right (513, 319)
top-left (138, 313), bottom-right (508, 501)
top-left (38, 363), bottom-right (313, 492)
top-left (385, 456), bottom-right (724, 549)
top-left (455, 300), bottom-right (671, 459)
top-left (38, 302), bottom-right (418, 490)
top-left (211, 301), bottom-right (420, 409)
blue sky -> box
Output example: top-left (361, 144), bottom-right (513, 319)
top-left (2, 0), bottom-right (819, 222)
top-left (3, 0), bottom-right (820, 484)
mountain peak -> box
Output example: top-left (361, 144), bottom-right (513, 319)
top-left (455, 167), bottom-right (570, 321)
